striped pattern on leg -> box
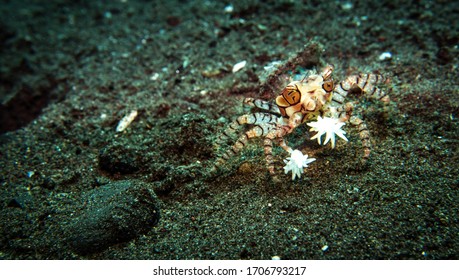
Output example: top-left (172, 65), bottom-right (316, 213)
top-left (332, 74), bottom-right (390, 106)
top-left (263, 127), bottom-right (291, 176)
top-left (350, 115), bottom-right (371, 163)
top-left (277, 138), bottom-right (293, 154)
top-left (215, 112), bottom-right (277, 148)
top-left (213, 126), bottom-right (262, 171)
top-left (332, 78), bottom-right (353, 105)
top-left (263, 137), bottom-right (276, 175)
top-left (354, 73), bottom-right (390, 104)
top-left (331, 102), bottom-right (354, 122)
top-left (243, 97), bottom-right (281, 114)
top-left (213, 114), bottom-right (279, 171)
top-left (215, 128), bottom-right (255, 167)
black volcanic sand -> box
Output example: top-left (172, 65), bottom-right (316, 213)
top-left (0, 0), bottom-right (458, 259)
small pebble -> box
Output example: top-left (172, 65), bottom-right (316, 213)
top-left (116, 110), bottom-right (138, 132)
top-left (341, 2), bottom-right (353, 10)
top-left (379, 52), bottom-right (392, 61)
top-left (232, 60), bottom-right (247, 73)
top-left (224, 4), bottom-right (234, 13)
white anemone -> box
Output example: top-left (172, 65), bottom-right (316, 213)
top-left (283, 150), bottom-right (316, 180)
top-left (307, 116), bottom-right (348, 148)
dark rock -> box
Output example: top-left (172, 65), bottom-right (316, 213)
top-left (98, 144), bottom-right (141, 175)
top-left (7, 198), bottom-right (22, 209)
top-left (6, 192), bottom-right (34, 209)
top-left (66, 180), bottom-right (160, 255)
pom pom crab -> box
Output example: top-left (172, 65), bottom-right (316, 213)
top-left (213, 65), bottom-right (390, 180)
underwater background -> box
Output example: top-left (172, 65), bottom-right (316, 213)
top-left (0, 0), bottom-right (458, 259)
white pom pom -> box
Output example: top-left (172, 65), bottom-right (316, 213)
top-left (283, 150), bottom-right (316, 180)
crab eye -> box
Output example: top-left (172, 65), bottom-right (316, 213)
top-left (322, 81), bottom-right (334, 92)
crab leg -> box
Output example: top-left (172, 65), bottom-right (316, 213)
top-left (243, 97), bottom-right (281, 114)
top-left (349, 115), bottom-right (371, 163)
top-left (213, 113), bottom-right (279, 170)
top-left (333, 73), bottom-right (390, 106)
top-left (263, 127), bottom-right (291, 175)
top-left (330, 101), bottom-right (371, 163)
top-left (355, 73), bottom-right (390, 103)
top-left (215, 113), bottom-right (278, 147)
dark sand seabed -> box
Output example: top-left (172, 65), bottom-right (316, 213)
top-left (0, 0), bottom-right (458, 259)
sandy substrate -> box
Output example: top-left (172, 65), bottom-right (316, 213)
top-left (0, 0), bottom-right (458, 259)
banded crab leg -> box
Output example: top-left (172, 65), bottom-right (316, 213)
top-left (350, 115), bottom-right (371, 163)
top-left (245, 97), bottom-right (303, 133)
top-left (332, 73), bottom-right (391, 106)
top-left (330, 101), bottom-right (372, 164)
top-left (213, 97), bottom-right (280, 151)
top-left (243, 97), bottom-right (281, 114)
top-left (213, 112), bottom-right (280, 171)
top-left (262, 135), bottom-right (297, 177)
top-left (262, 127), bottom-right (292, 176)
top-left (330, 73), bottom-right (391, 164)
